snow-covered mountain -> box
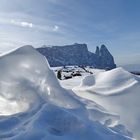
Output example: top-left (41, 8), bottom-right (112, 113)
top-left (37, 43), bottom-right (116, 69)
top-left (0, 46), bottom-right (133, 140)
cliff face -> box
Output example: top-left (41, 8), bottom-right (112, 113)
top-left (37, 43), bottom-right (116, 69)
top-left (95, 45), bottom-right (116, 69)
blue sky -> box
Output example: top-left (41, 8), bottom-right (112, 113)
top-left (0, 0), bottom-right (140, 66)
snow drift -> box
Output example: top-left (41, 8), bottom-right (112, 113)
top-left (0, 46), bottom-right (134, 140)
top-left (74, 67), bottom-right (139, 95)
top-left (74, 67), bottom-right (140, 139)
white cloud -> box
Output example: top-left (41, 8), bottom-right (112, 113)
top-left (20, 22), bottom-right (33, 28)
top-left (53, 25), bottom-right (59, 31)
top-left (11, 20), bottom-right (33, 28)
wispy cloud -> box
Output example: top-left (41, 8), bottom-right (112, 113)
top-left (11, 20), bottom-right (33, 28)
top-left (53, 25), bottom-right (59, 32)
top-left (0, 16), bottom-right (60, 33)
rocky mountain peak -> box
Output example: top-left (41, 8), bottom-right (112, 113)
top-left (100, 44), bottom-right (111, 55)
top-left (98, 44), bottom-right (116, 69)
top-left (37, 43), bottom-right (116, 69)
top-left (100, 44), bottom-right (107, 49)
top-left (95, 46), bottom-right (100, 56)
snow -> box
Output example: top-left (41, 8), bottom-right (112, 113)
top-left (73, 67), bottom-right (140, 139)
top-left (0, 46), bottom-right (134, 140)
top-left (57, 67), bottom-right (104, 89)
top-left (74, 67), bottom-right (139, 95)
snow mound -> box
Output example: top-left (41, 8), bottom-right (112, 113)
top-left (73, 67), bottom-right (140, 139)
top-left (75, 67), bottom-right (139, 95)
top-left (0, 46), bottom-right (134, 140)
top-left (0, 45), bottom-right (80, 116)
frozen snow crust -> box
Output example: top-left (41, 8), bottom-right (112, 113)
top-left (0, 46), bottom-right (134, 140)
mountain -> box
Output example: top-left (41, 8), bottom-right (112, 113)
top-left (37, 43), bottom-right (116, 69)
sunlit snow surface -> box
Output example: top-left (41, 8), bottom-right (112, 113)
top-left (72, 68), bottom-right (140, 139)
top-left (0, 46), bottom-right (135, 140)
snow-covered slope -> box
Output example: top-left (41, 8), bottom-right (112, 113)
top-left (74, 68), bottom-right (140, 139)
top-left (0, 46), bottom-right (134, 140)
top-left (74, 67), bottom-right (139, 95)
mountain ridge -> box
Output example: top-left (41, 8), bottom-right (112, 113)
top-left (37, 43), bottom-right (116, 69)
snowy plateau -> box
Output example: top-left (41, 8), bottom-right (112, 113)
top-left (0, 45), bottom-right (139, 140)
